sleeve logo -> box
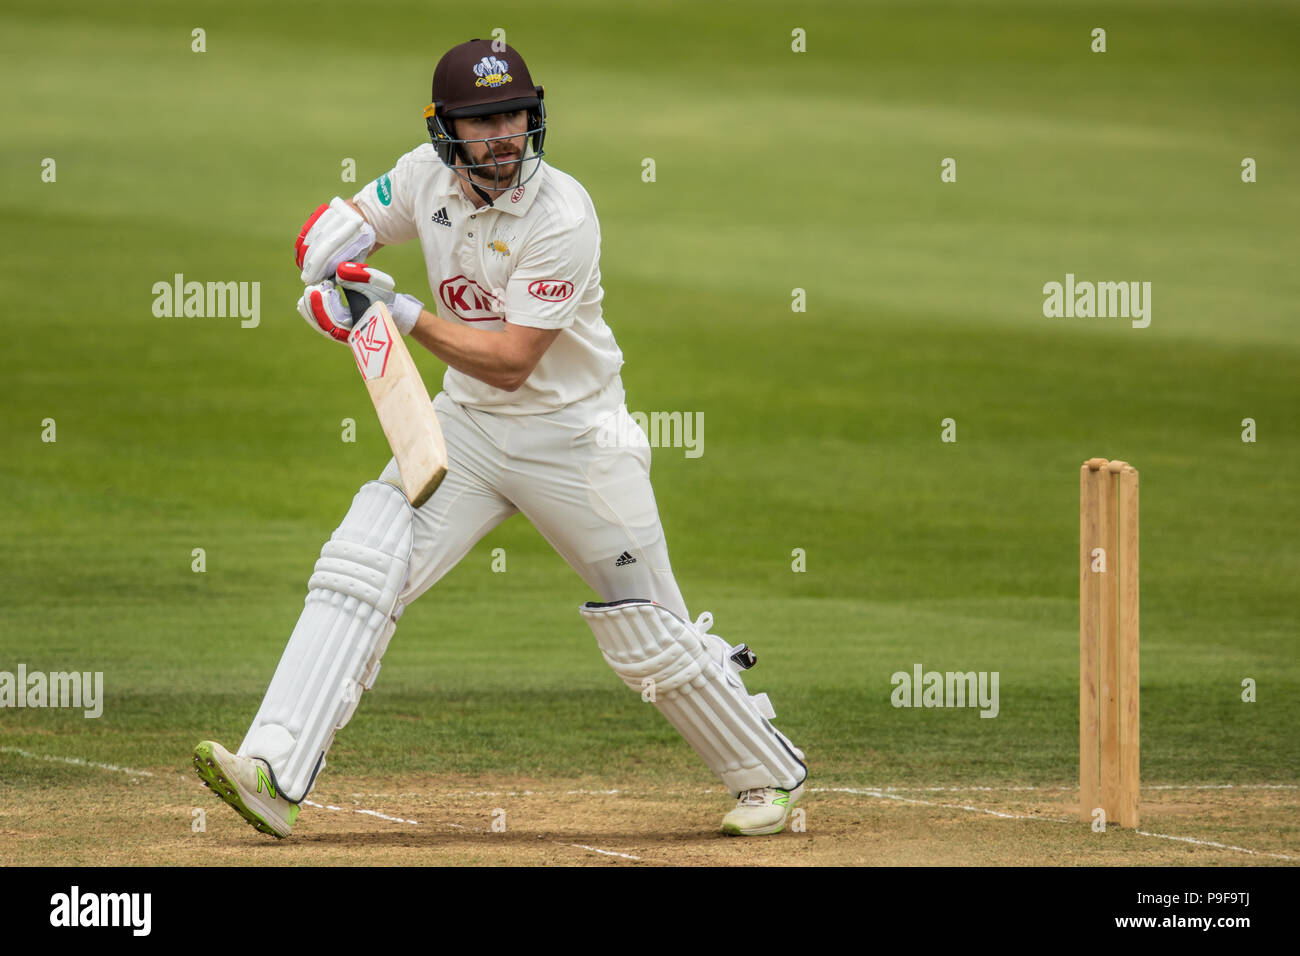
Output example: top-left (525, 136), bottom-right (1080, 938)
top-left (376, 174), bottom-right (393, 207)
top-left (527, 279), bottom-right (575, 302)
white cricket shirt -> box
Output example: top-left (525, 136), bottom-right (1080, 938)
top-left (354, 144), bottom-right (624, 415)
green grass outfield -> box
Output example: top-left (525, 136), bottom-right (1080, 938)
top-left (1, 0), bottom-right (1296, 799)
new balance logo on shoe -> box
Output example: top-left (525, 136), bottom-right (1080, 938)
top-left (431, 207), bottom-right (451, 227)
top-left (614, 551), bottom-right (637, 567)
top-left (256, 765), bottom-right (277, 798)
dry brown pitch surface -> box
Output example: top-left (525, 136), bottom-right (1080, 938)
top-left (1, 758), bottom-right (1296, 866)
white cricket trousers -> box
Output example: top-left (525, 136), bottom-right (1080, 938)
top-left (379, 381), bottom-right (689, 620)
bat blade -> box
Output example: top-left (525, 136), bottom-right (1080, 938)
top-left (347, 302), bottom-right (447, 507)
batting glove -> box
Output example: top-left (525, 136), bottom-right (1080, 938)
top-left (335, 261), bottom-right (424, 335)
top-left (294, 197), bottom-right (376, 284)
top-left (297, 279), bottom-right (357, 343)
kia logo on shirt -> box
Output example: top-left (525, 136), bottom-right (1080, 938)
top-left (527, 279), bottom-right (575, 302)
top-left (439, 276), bottom-right (503, 321)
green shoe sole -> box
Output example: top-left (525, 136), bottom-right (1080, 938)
top-left (193, 741), bottom-right (298, 839)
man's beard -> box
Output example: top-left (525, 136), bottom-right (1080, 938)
top-left (470, 149), bottom-right (521, 188)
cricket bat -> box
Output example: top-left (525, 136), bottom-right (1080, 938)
top-left (347, 301), bottom-right (447, 508)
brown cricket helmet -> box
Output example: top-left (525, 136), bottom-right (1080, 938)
top-left (423, 38), bottom-right (546, 188)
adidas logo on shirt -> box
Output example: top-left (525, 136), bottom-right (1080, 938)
top-left (614, 551), bottom-right (637, 567)
top-left (431, 207), bottom-right (451, 227)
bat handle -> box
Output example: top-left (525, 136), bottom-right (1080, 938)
top-left (344, 287), bottom-right (371, 324)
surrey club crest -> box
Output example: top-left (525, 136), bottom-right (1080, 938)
top-left (474, 56), bottom-right (512, 88)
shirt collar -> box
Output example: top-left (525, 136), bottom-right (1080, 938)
top-left (493, 160), bottom-right (545, 217)
top-left (441, 158), bottom-right (547, 217)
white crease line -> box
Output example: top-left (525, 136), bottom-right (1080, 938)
top-left (826, 787), bottom-right (1065, 822)
top-left (0, 746), bottom-right (154, 778)
top-left (301, 799), bottom-right (418, 825)
top-left (358, 789), bottom-right (628, 798)
top-left (361, 784), bottom-right (1299, 798)
top-left (815, 784), bottom-right (1300, 794)
top-left (825, 786), bottom-right (1072, 793)
top-left (324, 804), bottom-right (643, 861)
top-left (2, 750), bottom-right (419, 826)
top-left (823, 786), bottom-right (1299, 861)
top-left (280, 797), bottom-right (639, 860)
top-left (939, 802), bottom-right (1055, 821)
top-left (558, 842), bottom-right (642, 861)
top-left (1147, 784), bottom-right (1300, 791)
top-left (1133, 829), bottom-right (1299, 862)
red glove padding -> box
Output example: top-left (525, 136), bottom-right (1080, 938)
top-left (294, 198), bottom-right (376, 283)
top-left (296, 280), bottom-right (356, 343)
top-left (293, 203), bottom-right (328, 270)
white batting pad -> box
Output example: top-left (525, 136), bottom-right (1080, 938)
top-left (240, 481), bottom-right (413, 802)
top-left (581, 599), bottom-right (806, 794)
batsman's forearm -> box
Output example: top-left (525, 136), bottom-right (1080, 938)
top-left (408, 310), bottom-right (532, 391)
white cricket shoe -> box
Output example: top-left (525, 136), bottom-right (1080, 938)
top-left (193, 740), bottom-right (300, 838)
top-left (721, 782), bottom-right (804, 836)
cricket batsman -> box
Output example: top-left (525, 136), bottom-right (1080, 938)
top-left (193, 37), bottom-right (806, 837)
